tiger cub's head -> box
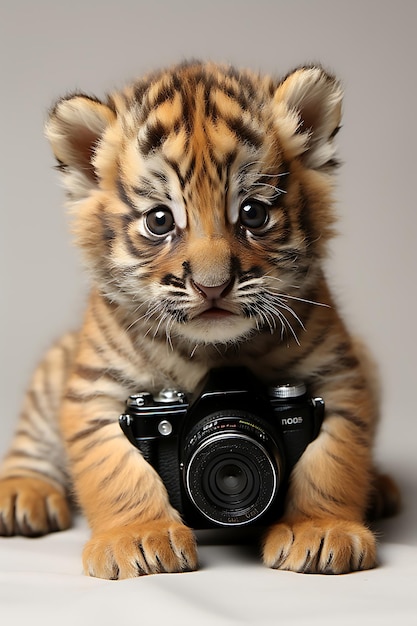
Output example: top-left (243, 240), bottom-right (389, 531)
top-left (46, 62), bottom-right (342, 346)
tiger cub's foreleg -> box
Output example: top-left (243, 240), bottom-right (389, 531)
top-left (62, 330), bottom-right (197, 579)
top-left (263, 357), bottom-right (378, 574)
top-left (63, 395), bottom-right (197, 578)
top-left (0, 334), bottom-right (75, 536)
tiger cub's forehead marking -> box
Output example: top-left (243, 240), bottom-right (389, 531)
top-left (129, 66), bottom-right (273, 232)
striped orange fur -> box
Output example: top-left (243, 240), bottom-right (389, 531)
top-left (0, 62), bottom-right (399, 577)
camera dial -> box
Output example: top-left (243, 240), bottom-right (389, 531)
top-left (268, 382), bottom-right (306, 399)
top-left (154, 389), bottom-right (186, 403)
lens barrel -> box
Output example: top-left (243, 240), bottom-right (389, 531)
top-left (183, 412), bottom-right (282, 526)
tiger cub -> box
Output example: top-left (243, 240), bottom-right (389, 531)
top-left (0, 62), bottom-right (398, 578)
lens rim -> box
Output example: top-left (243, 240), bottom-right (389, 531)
top-left (184, 432), bottom-right (280, 527)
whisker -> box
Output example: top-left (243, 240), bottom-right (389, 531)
top-left (276, 309), bottom-right (301, 346)
top-left (165, 317), bottom-right (174, 351)
top-left (190, 343), bottom-right (199, 358)
top-left (126, 300), bottom-right (161, 331)
top-left (275, 299), bottom-right (306, 331)
top-left (212, 342), bottom-right (224, 356)
top-left (274, 292), bottom-right (329, 308)
top-left (153, 309), bottom-right (170, 339)
top-left (256, 299), bottom-right (278, 333)
top-left (263, 281), bottom-right (330, 308)
top-left (244, 171), bottom-right (290, 180)
top-left (247, 181), bottom-right (287, 196)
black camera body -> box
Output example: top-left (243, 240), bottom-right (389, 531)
top-left (120, 367), bottom-right (324, 529)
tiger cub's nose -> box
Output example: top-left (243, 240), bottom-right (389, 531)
top-left (192, 279), bottom-right (233, 300)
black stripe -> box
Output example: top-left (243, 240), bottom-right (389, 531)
top-left (238, 265), bottom-right (263, 281)
top-left (100, 212), bottom-right (117, 248)
top-left (330, 408), bottom-right (369, 431)
top-left (150, 169), bottom-right (168, 185)
top-left (98, 450), bottom-right (135, 488)
top-left (132, 176), bottom-right (157, 198)
top-left (90, 297), bottom-right (136, 364)
top-left (280, 324), bottom-right (329, 372)
top-left (105, 94), bottom-right (119, 115)
top-left (167, 307), bottom-right (188, 324)
top-left (4, 467), bottom-right (62, 485)
top-left (181, 261), bottom-right (192, 277)
top-left (139, 120), bottom-right (169, 156)
top-left (73, 364), bottom-right (104, 381)
top-left (270, 208), bottom-right (291, 245)
top-left (179, 90), bottom-right (194, 134)
top-left (223, 68), bottom-right (258, 105)
top-left (64, 389), bottom-right (108, 404)
top-left (165, 157), bottom-right (185, 186)
top-left (297, 190), bottom-right (317, 253)
top-left (116, 177), bottom-right (137, 211)
top-left (124, 228), bottom-right (166, 258)
top-left (323, 158), bottom-right (340, 169)
top-left (323, 419), bottom-right (369, 448)
top-left (225, 116), bottom-right (262, 149)
top-left (14, 426), bottom-right (41, 442)
top-left (212, 153), bottom-right (226, 181)
top-left (9, 449), bottom-right (50, 463)
top-left (183, 154), bottom-right (196, 184)
top-left (66, 418), bottom-right (115, 444)
top-left (149, 170), bottom-right (172, 201)
top-left (161, 273), bottom-right (186, 289)
top-left (27, 389), bottom-right (47, 422)
top-left (305, 475), bottom-right (346, 506)
top-left (314, 354), bottom-right (360, 380)
top-left (134, 69), bottom-right (172, 120)
top-left (71, 455), bottom-right (108, 479)
top-left (150, 83), bottom-right (176, 109)
top-left (74, 364), bottom-right (136, 387)
top-left (326, 450), bottom-right (352, 469)
top-left (71, 434), bottom-right (124, 466)
top-left (134, 80), bottom-right (150, 106)
top-left (112, 479), bottom-right (149, 515)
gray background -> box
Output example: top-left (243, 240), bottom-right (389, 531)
top-left (1, 0), bottom-right (416, 545)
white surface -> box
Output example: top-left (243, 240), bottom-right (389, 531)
top-left (1, 515), bottom-right (417, 626)
top-left (1, 1), bottom-right (416, 624)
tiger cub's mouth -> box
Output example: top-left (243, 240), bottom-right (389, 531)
top-left (198, 307), bottom-right (236, 320)
top-left (191, 278), bottom-right (238, 321)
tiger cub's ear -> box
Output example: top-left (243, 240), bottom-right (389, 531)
top-left (274, 66), bottom-right (343, 171)
top-left (45, 95), bottom-right (116, 199)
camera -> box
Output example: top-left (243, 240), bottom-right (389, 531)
top-left (119, 367), bottom-right (324, 529)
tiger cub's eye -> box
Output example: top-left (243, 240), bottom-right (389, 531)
top-left (145, 207), bottom-right (175, 236)
top-left (239, 201), bottom-right (269, 230)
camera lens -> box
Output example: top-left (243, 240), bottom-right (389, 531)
top-left (214, 461), bottom-right (249, 496)
top-left (205, 454), bottom-right (259, 508)
top-left (184, 413), bottom-right (282, 527)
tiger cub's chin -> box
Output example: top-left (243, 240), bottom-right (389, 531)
top-left (175, 311), bottom-right (256, 344)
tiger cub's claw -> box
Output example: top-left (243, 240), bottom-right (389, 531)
top-left (0, 476), bottom-right (71, 536)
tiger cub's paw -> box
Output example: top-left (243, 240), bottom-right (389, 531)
top-left (263, 518), bottom-right (377, 574)
top-left (83, 520), bottom-right (198, 579)
top-left (0, 476), bottom-right (71, 536)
